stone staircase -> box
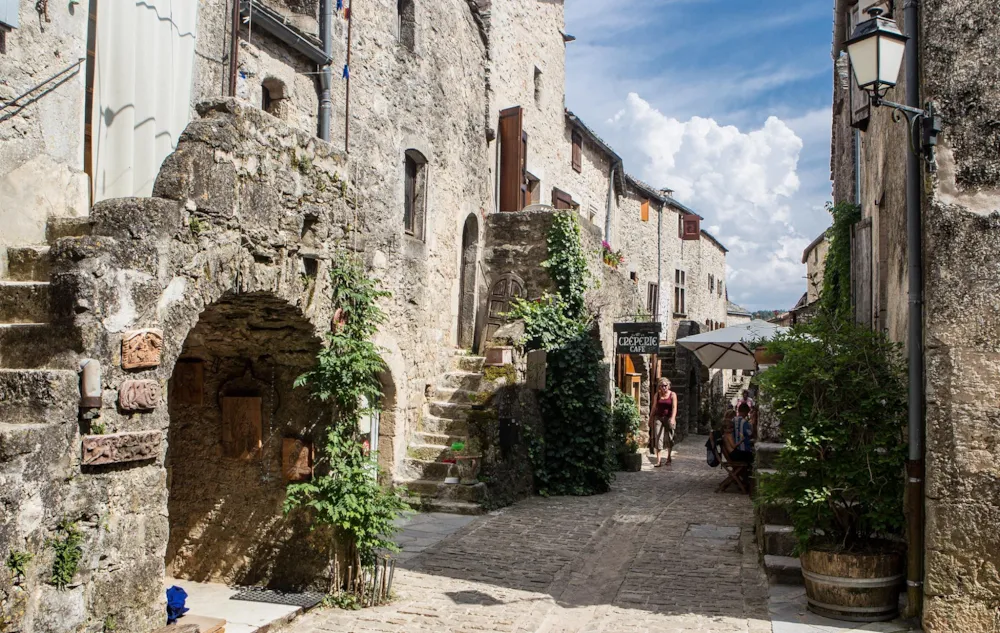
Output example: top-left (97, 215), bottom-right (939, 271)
top-left (754, 441), bottom-right (803, 585)
top-left (397, 352), bottom-right (488, 516)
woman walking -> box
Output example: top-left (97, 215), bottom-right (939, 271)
top-left (649, 378), bottom-right (678, 467)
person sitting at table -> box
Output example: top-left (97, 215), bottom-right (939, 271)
top-left (723, 403), bottom-right (754, 463)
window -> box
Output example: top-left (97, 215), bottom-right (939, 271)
top-left (678, 214), bottom-right (684, 238)
top-left (83, 0), bottom-right (98, 184)
top-left (681, 213), bottom-right (700, 240)
top-left (498, 106), bottom-right (527, 212)
top-left (534, 67), bottom-right (543, 105)
top-left (261, 77), bottom-right (286, 118)
top-left (526, 173), bottom-right (540, 205)
top-left (647, 282), bottom-right (659, 320)
top-left (709, 274), bottom-right (715, 293)
top-left (397, 0), bottom-right (415, 52)
top-left (640, 199), bottom-right (649, 222)
top-left (630, 271), bottom-right (638, 283)
top-left (718, 280), bottom-right (723, 297)
top-left (403, 149), bottom-right (427, 240)
top-left (673, 270), bottom-right (686, 315)
top-left (571, 130), bottom-right (582, 173)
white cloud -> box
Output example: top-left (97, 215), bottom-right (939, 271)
top-left (608, 93), bottom-right (816, 310)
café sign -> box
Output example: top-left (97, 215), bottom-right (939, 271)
top-left (614, 322), bottom-right (661, 354)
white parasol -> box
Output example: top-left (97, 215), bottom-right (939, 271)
top-left (676, 320), bottom-right (789, 370)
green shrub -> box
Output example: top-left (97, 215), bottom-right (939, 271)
top-left (6, 550), bottom-right (32, 581)
top-left (612, 389), bottom-right (641, 455)
top-left (286, 251), bottom-right (408, 578)
top-left (49, 520), bottom-right (83, 589)
top-left (755, 315), bottom-right (907, 553)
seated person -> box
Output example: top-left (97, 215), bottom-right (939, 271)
top-left (723, 404), bottom-right (754, 463)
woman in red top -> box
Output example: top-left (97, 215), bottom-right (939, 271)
top-left (649, 378), bottom-right (678, 467)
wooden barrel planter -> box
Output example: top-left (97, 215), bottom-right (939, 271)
top-left (800, 549), bottom-right (904, 622)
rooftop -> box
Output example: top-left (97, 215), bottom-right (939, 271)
top-left (727, 300), bottom-right (751, 316)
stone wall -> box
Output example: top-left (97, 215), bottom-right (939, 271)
top-left (678, 231), bottom-right (728, 333)
top-left (0, 1), bottom-right (90, 275)
top-left (554, 121), bottom-right (615, 232)
top-left (804, 236), bottom-right (829, 304)
top-left (920, 0), bottom-right (1000, 630)
top-left (616, 186), bottom-right (666, 328)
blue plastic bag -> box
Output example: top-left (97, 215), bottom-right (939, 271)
top-left (166, 585), bottom-right (189, 624)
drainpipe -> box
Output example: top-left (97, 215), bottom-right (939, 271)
top-left (656, 201), bottom-right (663, 327)
top-left (229, 0), bottom-right (241, 97)
top-left (854, 129), bottom-right (861, 204)
top-left (903, 0), bottom-right (925, 620)
top-left (318, 0), bottom-right (333, 141)
top-left (604, 165), bottom-right (616, 244)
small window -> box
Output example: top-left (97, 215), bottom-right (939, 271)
top-left (403, 149), bottom-right (427, 240)
top-left (629, 271), bottom-right (638, 283)
top-left (398, 0), bottom-right (415, 52)
top-left (647, 282), bottom-right (659, 320)
top-left (709, 274), bottom-right (715, 293)
top-left (673, 270), bottom-right (686, 315)
top-left (534, 67), bottom-right (542, 105)
top-left (641, 199), bottom-right (649, 222)
top-left (718, 280), bottom-right (723, 297)
top-left (678, 214), bottom-right (684, 238)
top-left (526, 173), bottom-right (540, 205)
top-left (261, 78), bottom-right (285, 118)
top-left (571, 130), bottom-right (582, 173)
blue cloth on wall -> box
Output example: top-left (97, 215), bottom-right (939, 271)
top-left (166, 585), bottom-right (189, 624)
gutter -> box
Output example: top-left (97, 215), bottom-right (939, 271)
top-left (604, 165), bottom-right (616, 244)
top-left (318, 0), bottom-right (333, 141)
top-left (239, 1), bottom-right (332, 65)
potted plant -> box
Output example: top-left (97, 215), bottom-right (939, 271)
top-left (753, 345), bottom-right (783, 366)
top-left (600, 241), bottom-right (625, 270)
top-left (755, 316), bottom-right (907, 622)
top-left (449, 441), bottom-right (482, 485)
top-left (612, 389), bottom-right (642, 472)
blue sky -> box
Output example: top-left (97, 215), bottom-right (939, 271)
top-left (564, 0), bottom-right (835, 311)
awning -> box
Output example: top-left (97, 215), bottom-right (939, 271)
top-left (676, 320), bottom-right (789, 370)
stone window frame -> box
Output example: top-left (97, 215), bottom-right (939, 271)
top-left (403, 148), bottom-right (429, 241)
top-left (673, 269), bottom-right (687, 316)
top-left (261, 76), bottom-right (288, 119)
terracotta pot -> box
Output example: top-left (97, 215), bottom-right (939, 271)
top-left (800, 547), bottom-right (904, 622)
top-left (754, 346), bottom-right (783, 366)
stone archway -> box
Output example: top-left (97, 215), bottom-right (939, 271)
top-left (457, 214), bottom-right (479, 350)
top-left (164, 291), bottom-right (332, 590)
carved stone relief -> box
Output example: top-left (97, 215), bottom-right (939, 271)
top-left (119, 380), bottom-right (161, 411)
top-left (122, 329), bottom-right (164, 370)
top-left (282, 438), bottom-right (314, 482)
top-left (82, 430), bottom-right (162, 466)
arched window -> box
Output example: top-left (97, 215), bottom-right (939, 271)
top-left (397, 0), bottom-right (415, 51)
top-left (261, 77), bottom-right (286, 118)
top-left (403, 149), bottom-right (427, 240)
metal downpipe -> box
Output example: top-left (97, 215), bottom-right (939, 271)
top-left (605, 165), bottom-right (616, 245)
top-left (318, 0), bottom-right (333, 141)
top-left (903, 0), bottom-right (925, 620)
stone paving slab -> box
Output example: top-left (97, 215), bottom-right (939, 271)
top-left (282, 439), bottom-right (772, 633)
top-left (768, 585), bottom-right (923, 633)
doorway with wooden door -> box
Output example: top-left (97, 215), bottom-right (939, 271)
top-left (458, 214), bottom-right (480, 350)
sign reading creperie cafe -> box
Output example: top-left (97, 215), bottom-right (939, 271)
top-left (614, 322), bottom-right (662, 354)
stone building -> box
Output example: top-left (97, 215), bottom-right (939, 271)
top-left (726, 301), bottom-right (752, 327)
top-left (0, 1), bottom-right (739, 630)
top-left (830, 0), bottom-right (1000, 630)
top-left (801, 230), bottom-right (829, 305)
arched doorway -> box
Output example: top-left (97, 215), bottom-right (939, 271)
top-left (165, 292), bottom-right (332, 590)
top-left (457, 214), bottom-right (479, 349)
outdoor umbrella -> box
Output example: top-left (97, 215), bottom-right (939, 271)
top-left (676, 320), bottom-right (789, 370)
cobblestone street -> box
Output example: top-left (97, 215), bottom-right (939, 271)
top-left (286, 439), bottom-right (771, 633)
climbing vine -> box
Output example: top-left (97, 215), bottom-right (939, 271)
top-left (507, 212), bottom-right (615, 496)
top-left (820, 201), bottom-right (861, 321)
top-left (286, 250), bottom-right (408, 593)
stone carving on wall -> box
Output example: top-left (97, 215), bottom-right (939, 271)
top-left (82, 430), bottom-right (162, 466)
top-left (221, 396), bottom-right (263, 460)
top-left (122, 329), bottom-right (164, 370)
top-left (282, 438), bottom-right (314, 481)
top-left (119, 380), bottom-right (161, 411)
top-left (172, 359), bottom-right (204, 405)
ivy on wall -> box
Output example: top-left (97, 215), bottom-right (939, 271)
top-left (508, 212), bottom-right (615, 496)
top-left (820, 201), bottom-right (861, 320)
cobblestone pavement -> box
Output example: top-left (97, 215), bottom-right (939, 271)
top-left (286, 438), bottom-right (771, 633)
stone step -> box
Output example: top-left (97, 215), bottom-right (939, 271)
top-left (412, 431), bottom-right (468, 447)
top-left (427, 401), bottom-right (473, 421)
top-left (0, 369), bottom-right (78, 425)
top-left (764, 555), bottom-right (803, 586)
top-left (754, 442), bottom-right (785, 470)
top-left (758, 499), bottom-right (792, 526)
top-left (0, 281), bottom-right (51, 324)
top-left (399, 479), bottom-right (486, 503)
top-left (0, 422), bottom-right (70, 464)
top-left (404, 498), bottom-right (485, 516)
top-left (763, 524), bottom-right (797, 557)
top-left (455, 355), bottom-right (485, 372)
top-left (399, 458), bottom-right (453, 481)
top-left (429, 387), bottom-right (479, 405)
top-left (419, 416), bottom-right (469, 437)
top-left (407, 443), bottom-right (452, 462)
top-left (0, 324), bottom-right (78, 369)
top-left (439, 371), bottom-right (483, 391)
top-left (46, 217), bottom-right (92, 244)
top-left (6, 246), bottom-right (51, 282)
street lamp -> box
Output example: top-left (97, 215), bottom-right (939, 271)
top-left (845, 7), bottom-right (941, 165)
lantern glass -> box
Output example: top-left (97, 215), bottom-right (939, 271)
top-left (847, 36), bottom-right (879, 88)
top-left (845, 9), bottom-right (908, 95)
top-left (877, 35), bottom-right (906, 88)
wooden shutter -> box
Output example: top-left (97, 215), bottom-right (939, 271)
top-left (847, 5), bottom-right (871, 130)
top-left (571, 130), bottom-right (582, 173)
top-left (851, 217), bottom-right (873, 326)
top-left (682, 215), bottom-right (700, 240)
top-left (499, 106), bottom-right (525, 212)
top-left (647, 282), bottom-right (659, 319)
top-left (552, 188), bottom-right (574, 210)
top-left (641, 199), bottom-right (649, 222)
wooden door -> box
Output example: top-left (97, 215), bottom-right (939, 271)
top-left (499, 107), bottom-right (526, 212)
top-left (481, 273), bottom-right (526, 349)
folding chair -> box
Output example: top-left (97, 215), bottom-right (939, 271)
top-left (710, 434), bottom-right (749, 494)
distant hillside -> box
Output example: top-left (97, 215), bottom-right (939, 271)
top-left (751, 310), bottom-right (782, 321)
